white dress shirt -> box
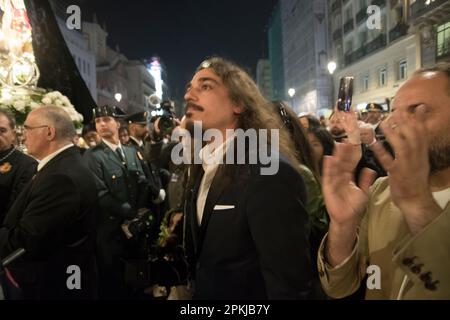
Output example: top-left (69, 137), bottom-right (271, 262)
top-left (196, 134), bottom-right (235, 225)
top-left (37, 144), bottom-right (74, 172)
top-left (102, 139), bottom-right (125, 158)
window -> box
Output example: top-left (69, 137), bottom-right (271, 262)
top-left (359, 30), bottom-right (367, 47)
top-left (359, 0), bottom-right (366, 11)
top-left (334, 14), bottom-right (342, 30)
top-left (398, 59), bottom-right (407, 81)
top-left (345, 39), bottom-right (353, 54)
top-left (437, 21), bottom-right (450, 58)
top-left (87, 63), bottom-right (90, 75)
top-left (345, 6), bottom-right (353, 22)
top-left (363, 74), bottom-right (369, 91)
top-left (379, 68), bottom-right (387, 87)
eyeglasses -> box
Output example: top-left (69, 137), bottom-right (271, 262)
top-left (23, 124), bottom-right (48, 133)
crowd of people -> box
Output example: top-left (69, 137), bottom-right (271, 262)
top-left (0, 58), bottom-right (449, 300)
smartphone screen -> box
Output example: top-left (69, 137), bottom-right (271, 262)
top-left (337, 77), bottom-right (354, 112)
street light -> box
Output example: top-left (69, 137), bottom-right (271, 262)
top-left (288, 88), bottom-right (296, 108)
top-left (327, 61), bottom-right (337, 108)
top-left (114, 93), bottom-right (122, 103)
top-left (327, 61), bottom-right (337, 75)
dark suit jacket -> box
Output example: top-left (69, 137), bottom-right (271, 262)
top-left (0, 148), bottom-right (37, 224)
top-left (0, 146), bottom-right (98, 299)
top-left (185, 157), bottom-right (312, 300)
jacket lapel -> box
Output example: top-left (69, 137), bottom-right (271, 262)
top-left (101, 142), bottom-right (125, 168)
top-left (188, 164), bottom-right (204, 254)
top-left (197, 164), bottom-right (232, 254)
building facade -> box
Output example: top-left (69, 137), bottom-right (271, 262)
top-left (83, 21), bottom-right (156, 114)
top-left (408, 0), bottom-right (450, 66)
top-left (256, 59), bottom-right (274, 99)
top-left (51, 1), bottom-right (98, 102)
top-left (328, 0), bottom-right (420, 111)
top-left (268, 1), bottom-right (285, 101)
top-left (280, 0), bottom-right (331, 115)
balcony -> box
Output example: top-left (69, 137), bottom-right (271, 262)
top-left (437, 38), bottom-right (450, 60)
top-left (356, 8), bottom-right (367, 25)
top-left (343, 19), bottom-right (354, 34)
top-left (344, 45), bottom-right (367, 66)
top-left (331, 0), bottom-right (341, 13)
top-left (366, 34), bottom-right (387, 54)
top-left (333, 29), bottom-right (343, 42)
top-left (371, 0), bottom-right (385, 7)
top-left (389, 23), bottom-right (408, 43)
top-left (410, 0), bottom-right (449, 21)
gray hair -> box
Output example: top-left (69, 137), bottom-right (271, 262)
top-left (0, 109), bottom-right (16, 129)
top-left (36, 106), bottom-right (76, 141)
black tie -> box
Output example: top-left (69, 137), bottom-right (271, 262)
top-left (116, 147), bottom-right (126, 165)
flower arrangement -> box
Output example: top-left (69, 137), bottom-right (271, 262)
top-left (0, 87), bottom-right (84, 129)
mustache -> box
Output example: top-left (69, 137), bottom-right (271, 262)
top-left (185, 103), bottom-right (204, 113)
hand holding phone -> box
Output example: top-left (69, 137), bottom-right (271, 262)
top-left (337, 76), bottom-right (354, 112)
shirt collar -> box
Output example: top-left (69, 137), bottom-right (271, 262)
top-left (102, 139), bottom-right (123, 152)
top-left (129, 136), bottom-right (143, 148)
top-left (37, 144), bottom-right (74, 172)
top-left (199, 132), bottom-right (236, 171)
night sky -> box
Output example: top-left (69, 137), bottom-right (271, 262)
top-left (86, 0), bottom-right (278, 103)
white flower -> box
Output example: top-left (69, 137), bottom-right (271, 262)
top-left (0, 98), bottom-right (13, 106)
top-left (13, 100), bottom-right (26, 112)
top-left (67, 107), bottom-right (83, 122)
top-left (61, 96), bottom-right (71, 107)
top-left (43, 93), bottom-right (53, 100)
top-left (42, 97), bottom-right (52, 105)
top-left (54, 99), bottom-right (63, 107)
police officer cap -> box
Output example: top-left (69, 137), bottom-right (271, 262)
top-left (92, 105), bottom-right (125, 119)
top-left (366, 103), bottom-right (383, 113)
top-left (125, 111), bottom-right (148, 124)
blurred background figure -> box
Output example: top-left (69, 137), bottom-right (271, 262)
top-left (81, 124), bottom-right (101, 148)
top-left (328, 111), bottom-right (347, 142)
top-left (319, 115), bottom-right (328, 128)
top-left (272, 101), bottom-right (329, 299)
top-left (364, 102), bottom-right (387, 143)
top-left (307, 127), bottom-right (335, 176)
top-left (119, 126), bottom-right (130, 146)
top-left (298, 113), bottom-right (321, 130)
top-left (0, 110), bottom-right (37, 225)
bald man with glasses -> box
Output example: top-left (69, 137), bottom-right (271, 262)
top-left (0, 106), bottom-right (98, 299)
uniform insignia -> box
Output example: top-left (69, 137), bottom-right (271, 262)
top-left (137, 151), bottom-right (144, 161)
top-left (0, 162), bottom-right (12, 174)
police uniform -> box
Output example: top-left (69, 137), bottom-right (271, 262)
top-left (126, 113), bottom-right (163, 195)
top-left (83, 105), bottom-right (149, 298)
top-left (0, 147), bottom-right (37, 224)
top-left (366, 103), bottom-right (385, 140)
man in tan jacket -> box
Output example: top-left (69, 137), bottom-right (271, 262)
top-left (318, 63), bottom-right (450, 299)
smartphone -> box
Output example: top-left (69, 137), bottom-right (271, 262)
top-left (337, 76), bottom-right (354, 112)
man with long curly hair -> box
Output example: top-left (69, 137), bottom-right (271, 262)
top-left (182, 57), bottom-right (312, 299)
